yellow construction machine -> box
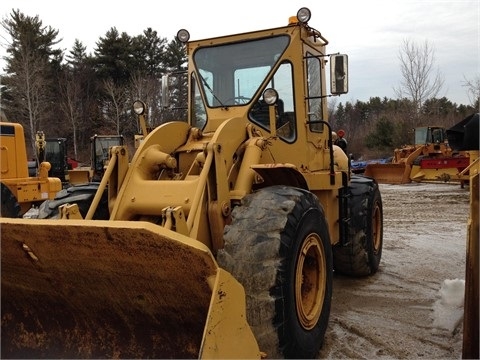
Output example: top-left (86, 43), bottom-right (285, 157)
top-left (456, 113), bottom-right (479, 358)
top-left (33, 134), bottom-right (125, 220)
top-left (1, 8), bottom-right (384, 358)
top-left (364, 125), bottom-right (470, 184)
top-left (463, 163), bottom-right (479, 359)
top-left (36, 133), bottom-right (70, 183)
top-left (445, 112), bottom-right (479, 186)
top-left (34, 132), bottom-right (125, 186)
top-left (66, 134), bottom-right (125, 184)
top-left (0, 122), bottom-right (62, 217)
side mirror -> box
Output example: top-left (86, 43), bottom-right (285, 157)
top-left (330, 54), bottom-right (349, 95)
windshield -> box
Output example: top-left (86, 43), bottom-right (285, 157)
top-left (45, 140), bottom-right (65, 170)
top-left (193, 36), bottom-right (290, 107)
top-left (415, 128), bottom-right (428, 145)
top-left (94, 137), bottom-right (123, 169)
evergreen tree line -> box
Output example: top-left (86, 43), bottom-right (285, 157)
top-left (0, 9), bottom-right (478, 163)
top-left (0, 9), bottom-right (187, 162)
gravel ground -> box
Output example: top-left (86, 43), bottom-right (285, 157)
top-left (319, 182), bottom-right (470, 359)
top-left (18, 181), bottom-right (471, 358)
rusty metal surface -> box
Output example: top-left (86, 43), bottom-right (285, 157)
top-left (1, 219), bottom-right (217, 358)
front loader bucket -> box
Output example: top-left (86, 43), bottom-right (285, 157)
top-left (1, 218), bottom-right (259, 359)
top-left (67, 168), bottom-right (92, 184)
top-left (364, 163), bottom-right (411, 184)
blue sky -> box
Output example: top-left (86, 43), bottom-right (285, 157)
top-left (0, 0), bottom-right (478, 105)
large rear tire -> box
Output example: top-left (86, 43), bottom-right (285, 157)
top-left (333, 176), bottom-right (383, 276)
top-left (217, 185), bottom-right (333, 358)
top-left (0, 183), bottom-right (21, 218)
top-left (37, 183), bottom-right (109, 220)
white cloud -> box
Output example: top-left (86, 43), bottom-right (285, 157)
top-left (0, 0), bottom-right (478, 104)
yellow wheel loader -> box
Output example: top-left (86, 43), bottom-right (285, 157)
top-left (0, 122), bottom-right (62, 218)
top-left (1, 8), bottom-right (383, 358)
top-left (364, 124), bottom-right (471, 184)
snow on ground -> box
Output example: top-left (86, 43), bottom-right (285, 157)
top-left (319, 182), bottom-right (469, 359)
top-left (433, 279), bottom-right (465, 333)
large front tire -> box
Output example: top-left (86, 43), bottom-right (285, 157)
top-left (37, 183), bottom-right (109, 220)
top-left (217, 186), bottom-right (333, 358)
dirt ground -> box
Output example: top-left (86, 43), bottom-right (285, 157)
top-left (319, 182), bottom-right (470, 359)
top-left (13, 180), bottom-right (472, 358)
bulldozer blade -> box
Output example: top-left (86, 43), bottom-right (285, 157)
top-left (1, 218), bottom-right (259, 359)
top-left (364, 163), bottom-right (411, 184)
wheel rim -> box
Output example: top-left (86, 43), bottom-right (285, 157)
top-left (295, 233), bottom-right (326, 330)
top-left (372, 202), bottom-right (382, 254)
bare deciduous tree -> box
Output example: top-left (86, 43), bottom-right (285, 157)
top-left (59, 71), bottom-right (83, 159)
top-left (1, 10), bottom-right (62, 158)
top-left (394, 39), bottom-right (444, 124)
top-left (103, 79), bottom-right (128, 135)
top-left (327, 97), bottom-right (338, 121)
top-left (462, 74), bottom-right (480, 111)
top-left (12, 49), bottom-right (52, 158)
top-left (129, 72), bottom-right (162, 129)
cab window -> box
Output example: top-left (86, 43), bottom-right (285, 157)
top-left (191, 73), bottom-right (207, 129)
top-left (249, 62), bottom-right (296, 142)
top-left (307, 52), bottom-right (323, 132)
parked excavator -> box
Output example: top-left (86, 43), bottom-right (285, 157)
top-left (364, 124), bottom-right (470, 184)
top-left (1, 8), bottom-right (384, 359)
top-left (0, 122), bottom-right (62, 218)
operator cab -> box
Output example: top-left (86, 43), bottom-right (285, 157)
top-left (164, 7), bottom-right (348, 144)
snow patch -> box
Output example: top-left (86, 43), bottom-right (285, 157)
top-left (432, 278), bottom-right (465, 332)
